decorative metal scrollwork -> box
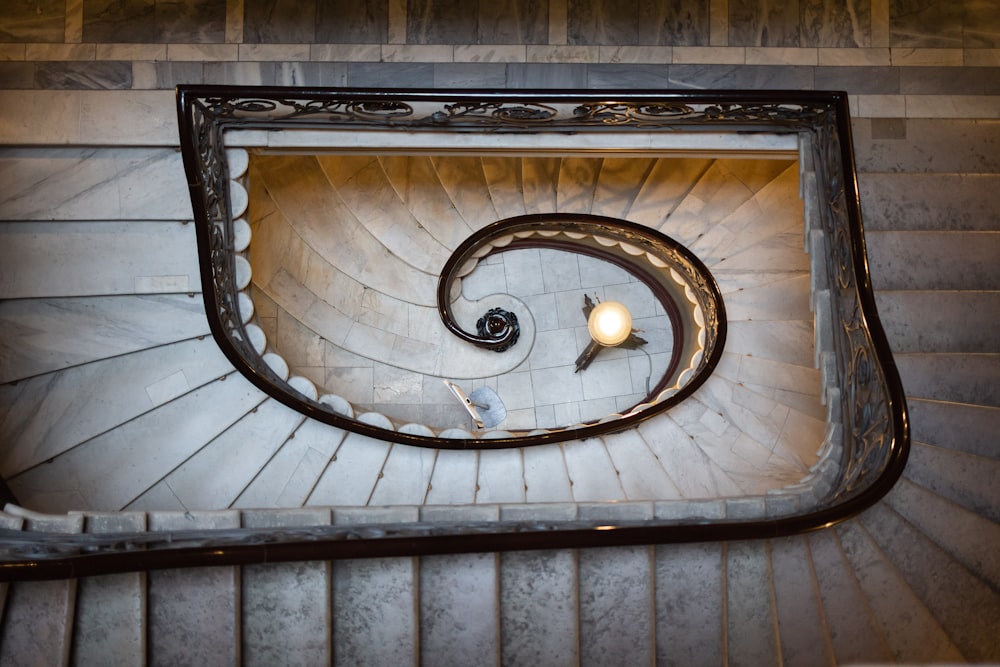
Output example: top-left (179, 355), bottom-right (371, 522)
top-left (476, 308), bottom-right (520, 352)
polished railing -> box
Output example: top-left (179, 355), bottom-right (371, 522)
top-left (0, 88), bottom-right (908, 580)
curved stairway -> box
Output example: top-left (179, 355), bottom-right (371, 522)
top-left (0, 115), bottom-right (998, 663)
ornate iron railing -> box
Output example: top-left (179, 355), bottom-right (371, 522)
top-left (0, 88), bottom-right (908, 580)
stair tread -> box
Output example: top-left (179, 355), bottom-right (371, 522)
top-left (807, 528), bottom-right (892, 664)
top-left (0, 336), bottom-right (234, 479)
top-left (860, 502), bottom-right (1000, 662)
top-left (0, 220), bottom-right (200, 300)
top-left (904, 441), bottom-right (1000, 524)
top-left (874, 290), bottom-right (1000, 353)
top-left (726, 540), bottom-right (781, 666)
top-left (653, 542), bottom-right (725, 666)
top-left (579, 545), bottom-right (655, 665)
top-left (885, 477), bottom-right (1000, 590)
top-left (0, 294), bottom-right (209, 384)
top-left (907, 398), bottom-right (1000, 460)
top-left (858, 172), bottom-right (1000, 231)
top-left (500, 549), bottom-right (579, 665)
top-left (866, 230), bottom-right (1000, 289)
top-left (769, 535), bottom-right (836, 667)
top-left (835, 519), bottom-right (963, 662)
top-left (893, 352), bottom-right (1000, 407)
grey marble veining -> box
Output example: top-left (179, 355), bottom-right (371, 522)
top-left (667, 63), bottom-right (814, 89)
top-left (506, 62), bottom-right (588, 88)
top-left (0, 147), bottom-right (191, 220)
top-left (0, 0), bottom-right (65, 43)
top-left (0, 336), bottom-right (233, 478)
top-left (729, 0), bottom-right (801, 46)
top-left (82, 0), bottom-right (156, 43)
top-left (334, 557), bottom-right (418, 666)
top-left (567, 0), bottom-right (638, 45)
top-left (815, 65), bottom-right (898, 94)
top-left (316, 1), bottom-right (388, 43)
top-left (34, 61), bottom-right (132, 90)
top-left (0, 294), bottom-right (209, 383)
top-left (800, 0), bottom-right (870, 47)
top-left (638, 0), bottom-right (709, 46)
top-left (889, 0), bottom-right (962, 47)
top-left (406, 0), bottom-right (476, 44)
top-left (478, 0), bottom-right (549, 44)
top-left (243, 0), bottom-right (315, 43)
top-left (899, 66), bottom-right (999, 94)
top-left (347, 62), bottom-right (435, 88)
top-left (965, 0), bottom-right (1000, 47)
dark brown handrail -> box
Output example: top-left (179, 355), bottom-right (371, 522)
top-left (0, 88), bottom-right (908, 581)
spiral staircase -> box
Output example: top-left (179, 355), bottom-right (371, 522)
top-left (0, 91), bottom-right (997, 664)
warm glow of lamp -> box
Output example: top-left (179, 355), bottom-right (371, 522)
top-left (587, 301), bottom-right (632, 346)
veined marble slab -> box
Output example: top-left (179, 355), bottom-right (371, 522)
top-left (562, 437), bottom-right (627, 502)
top-left (8, 372), bottom-right (265, 513)
top-left (0, 293), bottom-right (210, 382)
top-left (0, 147), bottom-right (191, 220)
top-left (0, 336), bottom-right (235, 478)
top-left (0, 90), bottom-right (178, 146)
top-left (0, 221), bottom-right (200, 298)
top-left (622, 157), bottom-right (714, 228)
top-left (603, 429), bottom-right (683, 500)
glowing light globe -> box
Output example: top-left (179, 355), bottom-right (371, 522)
top-left (587, 301), bottom-right (632, 346)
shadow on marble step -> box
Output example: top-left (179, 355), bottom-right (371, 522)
top-left (852, 119), bottom-right (1000, 175)
top-left (906, 398), bottom-right (1000, 460)
top-left (835, 518), bottom-right (964, 662)
top-left (884, 477), bottom-right (1000, 590)
top-left (894, 353), bottom-right (1000, 406)
top-left (874, 290), bottom-right (1000, 353)
top-left (904, 441), bottom-right (1000, 524)
top-left (858, 502), bottom-right (1000, 662)
top-left (866, 230), bottom-right (1000, 290)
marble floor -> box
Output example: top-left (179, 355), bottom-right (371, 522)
top-left (263, 246), bottom-right (674, 433)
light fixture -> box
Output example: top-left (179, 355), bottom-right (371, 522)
top-left (587, 300), bottom-right (632, 346)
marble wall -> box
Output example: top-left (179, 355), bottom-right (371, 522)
top-left (0, 0), bottom-right (998, 121)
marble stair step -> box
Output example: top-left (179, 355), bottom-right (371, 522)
top-left (562, 437), bottom-right (627, 502)
top-left (71, 511), bottom-right (146, 666)
top-left (858, 502), bottom-right (1000, 662)
top-left (475, 448), bottom-right (527, 504)
top-left (769, 535), bottom-right (835, 667)
top-left (0, 221), bottom-right (200, 299)
top-left (331, 507), bottom-right (419, 666)
top-left (518, 156), bottom-right (560, 215)
top-left (883, 478), bottom-right (1000, 590)
top-left (834, 519), bottom-right (963, 663)
top-left (601, 429), bottom-right (683, 501)
top-left (136, 398), bottom-right (307, 511)
top-left (907, 398), bottom-right (999, 460)
top-left (638, 415), bottom-right (743, 498)
top-left (500, 548), bottom-right (580, 665)
top-left (0, 294), bottom-right (209, 383)
top-left (430, 155), bottom-right (501, 229)
top-left (622, 157), bottom-right (713, 228)
top-left (688, 162), bottom-right (802, 266)
top-left (590, 156), bottom-right (659, 220)
top-left (715, 272), bottom-right (812, 323)
top-left (726, 540), bottom-right (781, 666)
top-left (147, 510), bottom-right (241, 666)
top-left (417, 506), bottom-right (501, 666)
top-left (241, 508), bottom-right (333, 666)
top-left (304, 432), bottom-right (391, 507)
top-left (657, 158), bottom-right (795, 247)
top-left (555, 155), bottom-right (602, 214)
top-left (653, 542), bottom-right (726, 666)
top-left (893, 352), bottom-right (1000, 406)
top-left (0, 507), bottom-right (82, 667)
top-left (859, 173), bottom-right (1000, 232)
top-left (367, 442), bottom-right (438, 506)
top-left (0, 336), bottom-right (235, 479)
top-left (233, 417), bottom-right (348, 509)
top-left (807, 527), bottom-right (892, 664)
top-left (523, 443), bottom-right (574, 503)
top-left (579, 539), bottom-right (656, 664)
top-left (853, 119), bottom-right (1000, 176)
top-left (866, 230), bottom-right (1000, 290)
top-left (315, 154), bottom-right (452, 274)
top-left (903, 441), bottom-right (1000, 524)
top-left (253, 154), bottom-right (438, 307)
top-left (8, 372), bottom-right (264, 513)
top-left (874, 290), bottom-right (1000, 353)
top-left (0, 147), bottom-right (191, 221)
top-left (379, 155), bottom-right (477, 249)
